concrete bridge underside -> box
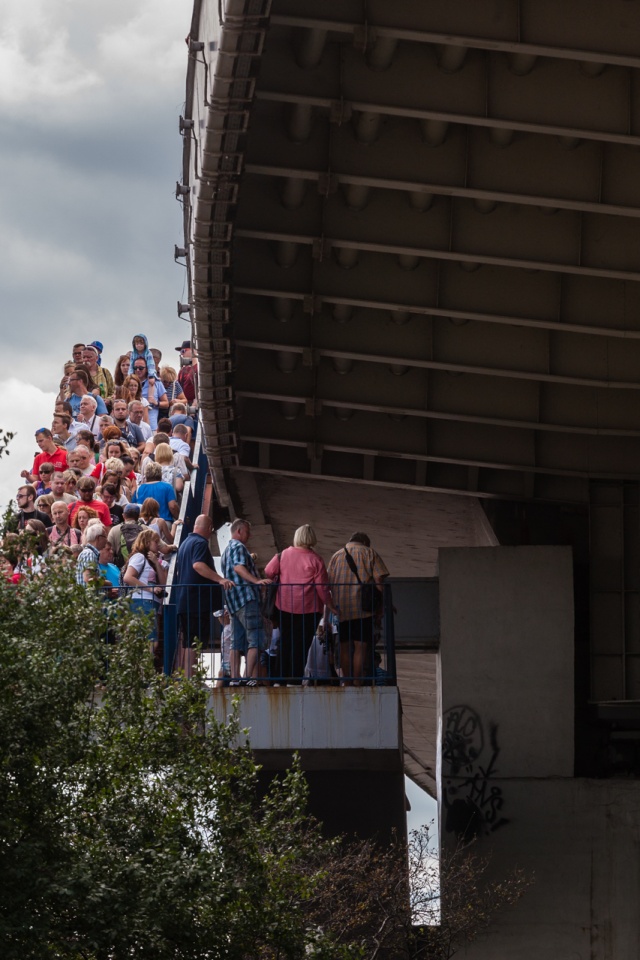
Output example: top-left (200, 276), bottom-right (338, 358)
top-left (182, 0), bottom-right (640, 754)
top-left (184, 0), bottom-right (640, 510)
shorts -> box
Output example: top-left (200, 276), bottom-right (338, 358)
top-left (230, 599), bottom-right (264, 654)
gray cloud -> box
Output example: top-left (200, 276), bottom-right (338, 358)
top-left (0, 0), bottom-right (193, 506)
top-left (0, 10), bottom-right (191, 356)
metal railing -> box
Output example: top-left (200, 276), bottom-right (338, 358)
top-left (106, 581), bottom-right (397, 685)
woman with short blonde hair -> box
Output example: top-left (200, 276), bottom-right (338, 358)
top-left (264, 524), bottom-right (336, 684)
top-left (292, 524), bottom-right (317, 549)
top-left (159, 366), bottom-right (187, 403)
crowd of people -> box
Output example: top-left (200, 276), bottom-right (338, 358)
top-left (175, 517), bottom-right (390, 687)
top-left (3, 334), bottom-right (392, 686)
top-left (2, 335), bottom-right (198, 669)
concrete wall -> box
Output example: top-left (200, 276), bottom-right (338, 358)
top-left (437, 546), bottom-right (640, 959)
top-left (209, 687), bottom-right (401, 758)
top-left (210, 687), bottom-right (407, 842)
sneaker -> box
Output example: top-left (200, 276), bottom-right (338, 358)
top-left (229, 681), bottom-right (242, 687)
top-left (245, 678), bottom-right (258, 687)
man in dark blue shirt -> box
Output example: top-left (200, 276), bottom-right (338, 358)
top-left (174, 514), bottom-right (232, 675)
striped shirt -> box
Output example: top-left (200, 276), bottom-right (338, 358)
top-left (327, 541), bottom-right (389, 622)
top-left (221, 538), bottom-right (260, 614)
top-left (76, 544), bottom-right (100, 586)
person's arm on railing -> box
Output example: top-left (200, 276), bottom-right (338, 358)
top-left (231, 562), bottom-right (272, 587)
top-left (193, 561), bottom-right (233, 592)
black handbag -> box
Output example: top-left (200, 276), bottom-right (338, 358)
top-left (343, 547), bottom-right (383, 615)
top-left (262, 552), bottom-right (281, 619)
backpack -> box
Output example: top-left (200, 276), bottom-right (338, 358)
top-left (114, 522), bottom-right (143, 568)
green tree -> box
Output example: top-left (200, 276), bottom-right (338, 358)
top-left (0, 561), bottom-right (364, 960)
top-left (0, 553), bottom-right (530, 960)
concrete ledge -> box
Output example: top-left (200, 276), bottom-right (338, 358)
top-left (208, 687), bottom-right (402, 764)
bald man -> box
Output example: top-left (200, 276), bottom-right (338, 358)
top-left (173, 515), bottom-right (232, 675)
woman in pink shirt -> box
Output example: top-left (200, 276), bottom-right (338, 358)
top-left (264, 525), bottom-right (335, 684)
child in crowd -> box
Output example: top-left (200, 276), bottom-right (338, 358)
top-left (128, 334), bottom-right (157, 377)
top-left (35, 463), bottom-right (55, 496)
top-left (214, 606), bottom-right (232, 687)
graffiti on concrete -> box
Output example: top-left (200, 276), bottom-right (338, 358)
top-left (441, 704), bottom-right (509, 839)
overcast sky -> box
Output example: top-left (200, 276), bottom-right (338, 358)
top-left (0, 0), bottom-right (192, 506)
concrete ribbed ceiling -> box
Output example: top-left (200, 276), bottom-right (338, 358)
top-left (183, 0), bottom-right (640, 508)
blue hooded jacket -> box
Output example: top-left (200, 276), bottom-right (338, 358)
top-left (128, 334), bottom-right (157, 378)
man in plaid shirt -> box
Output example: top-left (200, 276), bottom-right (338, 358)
top-left (327, 532), bottom-right (389, 686)
top-left (221, 519), bottom-right (272, 683)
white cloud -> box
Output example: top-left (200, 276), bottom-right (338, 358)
top-left (0, 3), bottom-right (99, 106)
top-left (0, 0), bottom-right (188, 110)
top-left (0, 0), bottom-right (193, 500)
top-left (0, 381), bottom-right (57, 512)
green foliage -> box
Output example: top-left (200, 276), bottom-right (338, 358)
top-left (0, 562), bottom-right (363, 960)
top-left (0, 427), bottom-right (14, 459)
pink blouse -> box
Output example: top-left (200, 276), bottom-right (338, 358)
top-left (264, 546), bottom-right (331, 614)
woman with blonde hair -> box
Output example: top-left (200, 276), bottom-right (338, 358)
top-left (264, 524), bottom-right (336, 684)
top-left (154, 442), bottom-right (186, 495)
top-left (123, 527), bottom-right (167, 667)
top-left (159, 366), bottom-right (187, 403)
top-left (139, 496), bottom-right (180, 547)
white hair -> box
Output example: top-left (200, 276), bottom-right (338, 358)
top-left (83, 521), bottom-right (105, 545)
top-left (80, 395), bottom-right (98, 411)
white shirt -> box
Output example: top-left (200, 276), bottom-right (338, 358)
top-left (169, 437), bottom-right (190, 457)
top-left (136, 420), bottom-right (153, 441)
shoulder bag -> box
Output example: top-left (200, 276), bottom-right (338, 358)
top-left (343, 547), bottom-right (383, 616)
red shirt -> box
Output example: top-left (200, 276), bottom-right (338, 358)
top-left (177, 363), bottom-right (197, 405)
top-left (68, 499), bottom-right (113, 528)
top-left (32, 448), bottom-right (68, 476)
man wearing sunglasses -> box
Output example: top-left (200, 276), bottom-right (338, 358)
top-left (175, 340), bottom-right (198, 408)
top-left (15, 485), bottom-right (53, 530)
top-left (131, 359), bottom-right (168, 431)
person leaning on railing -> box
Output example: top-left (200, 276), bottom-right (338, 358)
top-left (327, 532), bottom-right (389, 687)
top-left (264, 525), bottom-right (337, 685)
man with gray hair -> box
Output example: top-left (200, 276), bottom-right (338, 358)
top-left (76, 522), bottom-right (108, 586)
top-left (128, 400), bottom-right (153, 442)
top-left (220, 519), bottom-right (271, 684)
top-left (67, 446), bottom-right (95, 477)
top-left (77, 394), bottom-right (101, 439)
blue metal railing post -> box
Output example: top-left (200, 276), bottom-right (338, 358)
top-left (164, 602), bottom-right (178, 675)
